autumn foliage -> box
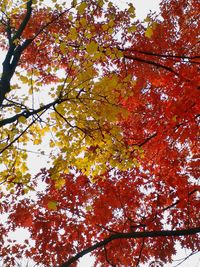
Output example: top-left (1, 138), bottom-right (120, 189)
top-left (0, 0), bottom-right (199, 266)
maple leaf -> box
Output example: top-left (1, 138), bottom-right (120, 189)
top-left (47, 201), bottom-right (58, 211)
top-left (9, 205), bottom-right (33, 228)
top-left (86, 41), bottom-right (99, 54)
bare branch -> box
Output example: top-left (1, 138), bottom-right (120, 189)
top-left (173, 250), bottom-right (199, 267)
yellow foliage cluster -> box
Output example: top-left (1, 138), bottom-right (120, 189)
top-left (0, 0), bottom-right (144, 189)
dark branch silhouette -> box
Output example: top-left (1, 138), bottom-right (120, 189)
top-left (0, 0), bottom-right (33, 106)
top-left (60, 227), bottom-right (200, 267)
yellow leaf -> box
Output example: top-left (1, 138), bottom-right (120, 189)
top-left (172, 115), bottom-right (177, 122)
top-left (68, 13), bottom-right (73, 21)
top-left (18, 116), bottom-right (26, 124)
top-left (86, 41), bottom-right (98, 54)
top-left (55, 178), bottom-right (66, 189)
top-left (128, 25), bottom-right (137, 33)
top-left (86, 205), bottom-right (93, 211)
top-left (15, 107), bottom-right (21, 113)
top-left (21, 153), bottom-right (28, 160)
top-left (102, 24), bottom-right (109, 31)
top-left (98, 0), bottom-right (104, 7)
top-left (20, 76), bottom-right (29, 84)
top-left (40, 126), bottom-right (50, 135)
top-left (85, 32), bottom-right (92, 38)
top-left (60, 42), bottom-right (66, 54)
top-left (93, 51), bottom-right (102, 60)
top-left (21, 163), bottom-right (28, 173)
top-left (13, 38), bottom-right (20, 45)
top-left (72, 0), bottom-right (77, 6)
top-left (116, 50), bottom-right (123, 58)
top-left (77, 2), bottom-right (87, 14)
top-left (69, 28), bottom-right (77, 40)
top-left (108, 20), bottom-right (114, 27)
top-left (145, 26), bottom-right (153, 38)
top-left (80, 18), bottom-right (87, 27)
top-left (33, 139), bottom-right (41, 145)
top-left (128, 4), bottom-right (135, 17)
top-left (144, 17), bottom-right (151, 22)
top-left (47, 201), bottom-right (58, 211)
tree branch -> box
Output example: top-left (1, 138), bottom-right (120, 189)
top-left (60, 227), bottom-right (200, 267)
top-left (12, 0), bottom-right (32, 41)
top-left (0, 97), bottom-right (63, 128)
top-left (0, 0), bottom-right (33, 107)
top-left (123, 54), bottom-right (179, 76)
top-left (127, 49), bottom-right (200, 61)
top-left (136, 237), bottom-right (145, 267)
top-left (0, 110), bottom-right (46, 154)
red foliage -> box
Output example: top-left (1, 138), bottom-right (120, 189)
top-left (2, 168), bottom-right (199, 266)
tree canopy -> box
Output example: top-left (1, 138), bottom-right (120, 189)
top-left (0, 0), bottom-right (199, 266)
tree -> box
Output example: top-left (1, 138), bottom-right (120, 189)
top-left (0, 0), bottom-right (199, 266)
